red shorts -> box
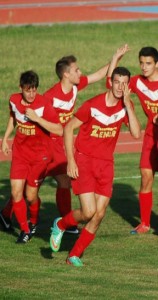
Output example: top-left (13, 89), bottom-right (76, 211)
top-left (10, 141), bottom-right (50, 187)
top-left (45, 137), bottom-right (67, 177)
top-left (71, 151), bottom-right (114, 197)
top-left (140, 133), bottom-right (158, 171)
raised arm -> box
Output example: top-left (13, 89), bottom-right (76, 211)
top-left (1, 115), bottom-right (15, 156)
top-left (107, 44), bottom-right (130, 78)
top-left (123, 83), bottom-right (141, 139)
top-left (64, 116), bottom-right (83, 179)
top-left (87, 63), bottom-right (109, 84)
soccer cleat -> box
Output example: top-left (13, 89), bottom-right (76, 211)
top-left (130, 222), bottom-right (150, 234)
top-left (50, 218), bottom-right (64, 252)
top-left (16, 231), bottom-right (31, 243)
top-left (66, 256), bottom-right (83, 267)
top-left (29, 222), bottom-right (38, 238)
top-left (65, 226), bottom-right (79, 234)
top-left (0, 211), bottom-right (13, 231)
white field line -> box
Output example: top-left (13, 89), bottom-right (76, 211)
top-left (114, 174), bottom-right (158, 181)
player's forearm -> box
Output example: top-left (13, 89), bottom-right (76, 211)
top-left (63, 124), bottom-right (75, 162)
top-left (107, 53), bottom-right (121, 78)
top-left (107, 44), bottom-right (130, 78)
top-left (3, 116), bottom-right (15, 141)
top-left (36, 117), bottom-right (63, 136)
top-left (126, 105), bottom-right (141, 139)
top-left (88, 63), bottom-right (109, 84)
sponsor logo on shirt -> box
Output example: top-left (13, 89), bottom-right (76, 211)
top-left (91, 125), bottom-right (117, 138)
top-left (59, 111), bottom-right (73, 124)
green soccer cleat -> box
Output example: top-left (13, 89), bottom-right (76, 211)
top-left (50, 218), bottom-right (64, 252)
top-left (66, 256), bottom-right (83, 267)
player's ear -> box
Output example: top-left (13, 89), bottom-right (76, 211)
top-left (156, 61), bottom-right (158, 68)
top-left (63, 70), bottom-right (69, 79)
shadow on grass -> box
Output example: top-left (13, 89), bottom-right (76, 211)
top-left (111, 183), bottom-right (158, 234)
top-left (40, 233), bottom-right (79, 259)
top-left (0, 176), bottom-right (80, 253)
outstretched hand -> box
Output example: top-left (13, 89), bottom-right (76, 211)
top-left (114, 44), bottom-right (130, 61)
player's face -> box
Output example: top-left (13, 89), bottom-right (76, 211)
top-left (67, 62), bottom-right (82, 84)
top-left (139, 56), bottom-right (158, 79)
top-left (21, 86), bottom-right (37, 104)
top-left (111, 74), bottom-right (129, 99)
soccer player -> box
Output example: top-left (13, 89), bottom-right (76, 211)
top-left (49, 67), bottom-right (141, 266)
top-left (0, 70), bottom-right (63, 243)
top-left (43, 55), bottom-right (110, 233)
top-left (106, 45), bottom-right (158, 234)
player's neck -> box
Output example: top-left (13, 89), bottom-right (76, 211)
top-left (21, 99), bottom-right (31, 106)
top-left (106, 91), bottom-right (118, 107)
top-left (147, 70), bottom-right (158, 82)
top-left (61, 80), bottom-right (73, 94)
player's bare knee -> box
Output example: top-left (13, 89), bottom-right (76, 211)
top-left (11, 189), bottom-right (23, 201)
top-left (82, 209), bottom-right (96, 222)
top-left (141, 174), bottom-right (153, 190)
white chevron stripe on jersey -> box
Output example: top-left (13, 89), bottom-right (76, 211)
top-left (10, 101), bottom-right (44, 123)
top-left (53, 85), bottom-right (78, 110)
top-left (91, 107), bottom-right (126, 126)
top-left (137, 78), bottom-right (158, 101)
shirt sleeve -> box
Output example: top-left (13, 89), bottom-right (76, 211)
top-left (77, 76), bottom-right (88, 91)
top-left (74, 100), bottom-right (91, 123)
top-left (43, 100), bottom-right (59, 123)
top-left (106, 77), bottom-right (112, 89)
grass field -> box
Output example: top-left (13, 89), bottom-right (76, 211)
top-left (1, 20), bottom-right (158, 135)
top-left (1, 154), bottom-right (158, 299)
top-left (1, 21), bottom-right (158, 299)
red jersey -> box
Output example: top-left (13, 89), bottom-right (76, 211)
top-left (43, 76), bottom-right (88, 127)
top-left (129, 75), bottom-right (158, 136)
top-left (10, 93), bottom-right (59, 162)
top-left (106, 75), bottom-right (158, 137)
top-left (74, 92), bottom-right (129, 160)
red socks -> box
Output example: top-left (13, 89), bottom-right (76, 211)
top-left (29, 198), bottom-right (41, 224)
top-left (139, 191), bottom-right (152, 227)
top-left (69, 228), bottom-right (95, 258)
top-left (2, 197), bottom-right (13, 219)
top-left (13, 198), bottom-right (29, 233)
top-left (56, 188), bottom-right (71, 217)
top-left (57, 211), bottom-right (78, 230)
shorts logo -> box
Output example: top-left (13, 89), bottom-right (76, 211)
top-left (34, 178), bottom-right (44, 186)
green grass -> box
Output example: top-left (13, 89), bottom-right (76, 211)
top-left (1, 21), bottom-right (158, 299)
top-left (0, 21), bottom-right (158, 135)
top-left (1, 153), bottom-right (158, 299)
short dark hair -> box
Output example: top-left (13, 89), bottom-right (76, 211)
top-left (56, 55), bottom-right (77, 80)
top-left (20, 70), bottom-right (39, 88)
top-left (139, 47), bottom-right (158, 63)
top-left (111, 67), bottom-right (131, 82)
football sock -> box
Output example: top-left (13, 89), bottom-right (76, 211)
top-left (57, 211), bottom-right (78, 230)
top-left (29, 198), bottom-right (41, 224)
top-left (69, 228), bottom-right (95, 258)
top-left (56, 188), bottom-right (71, 217)
top-left (139, 191), bottom-right (152, 227)
top-left (13, 197), bottom-right (30, 233)
top-left (1, 197), bottom-right (13, 219)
